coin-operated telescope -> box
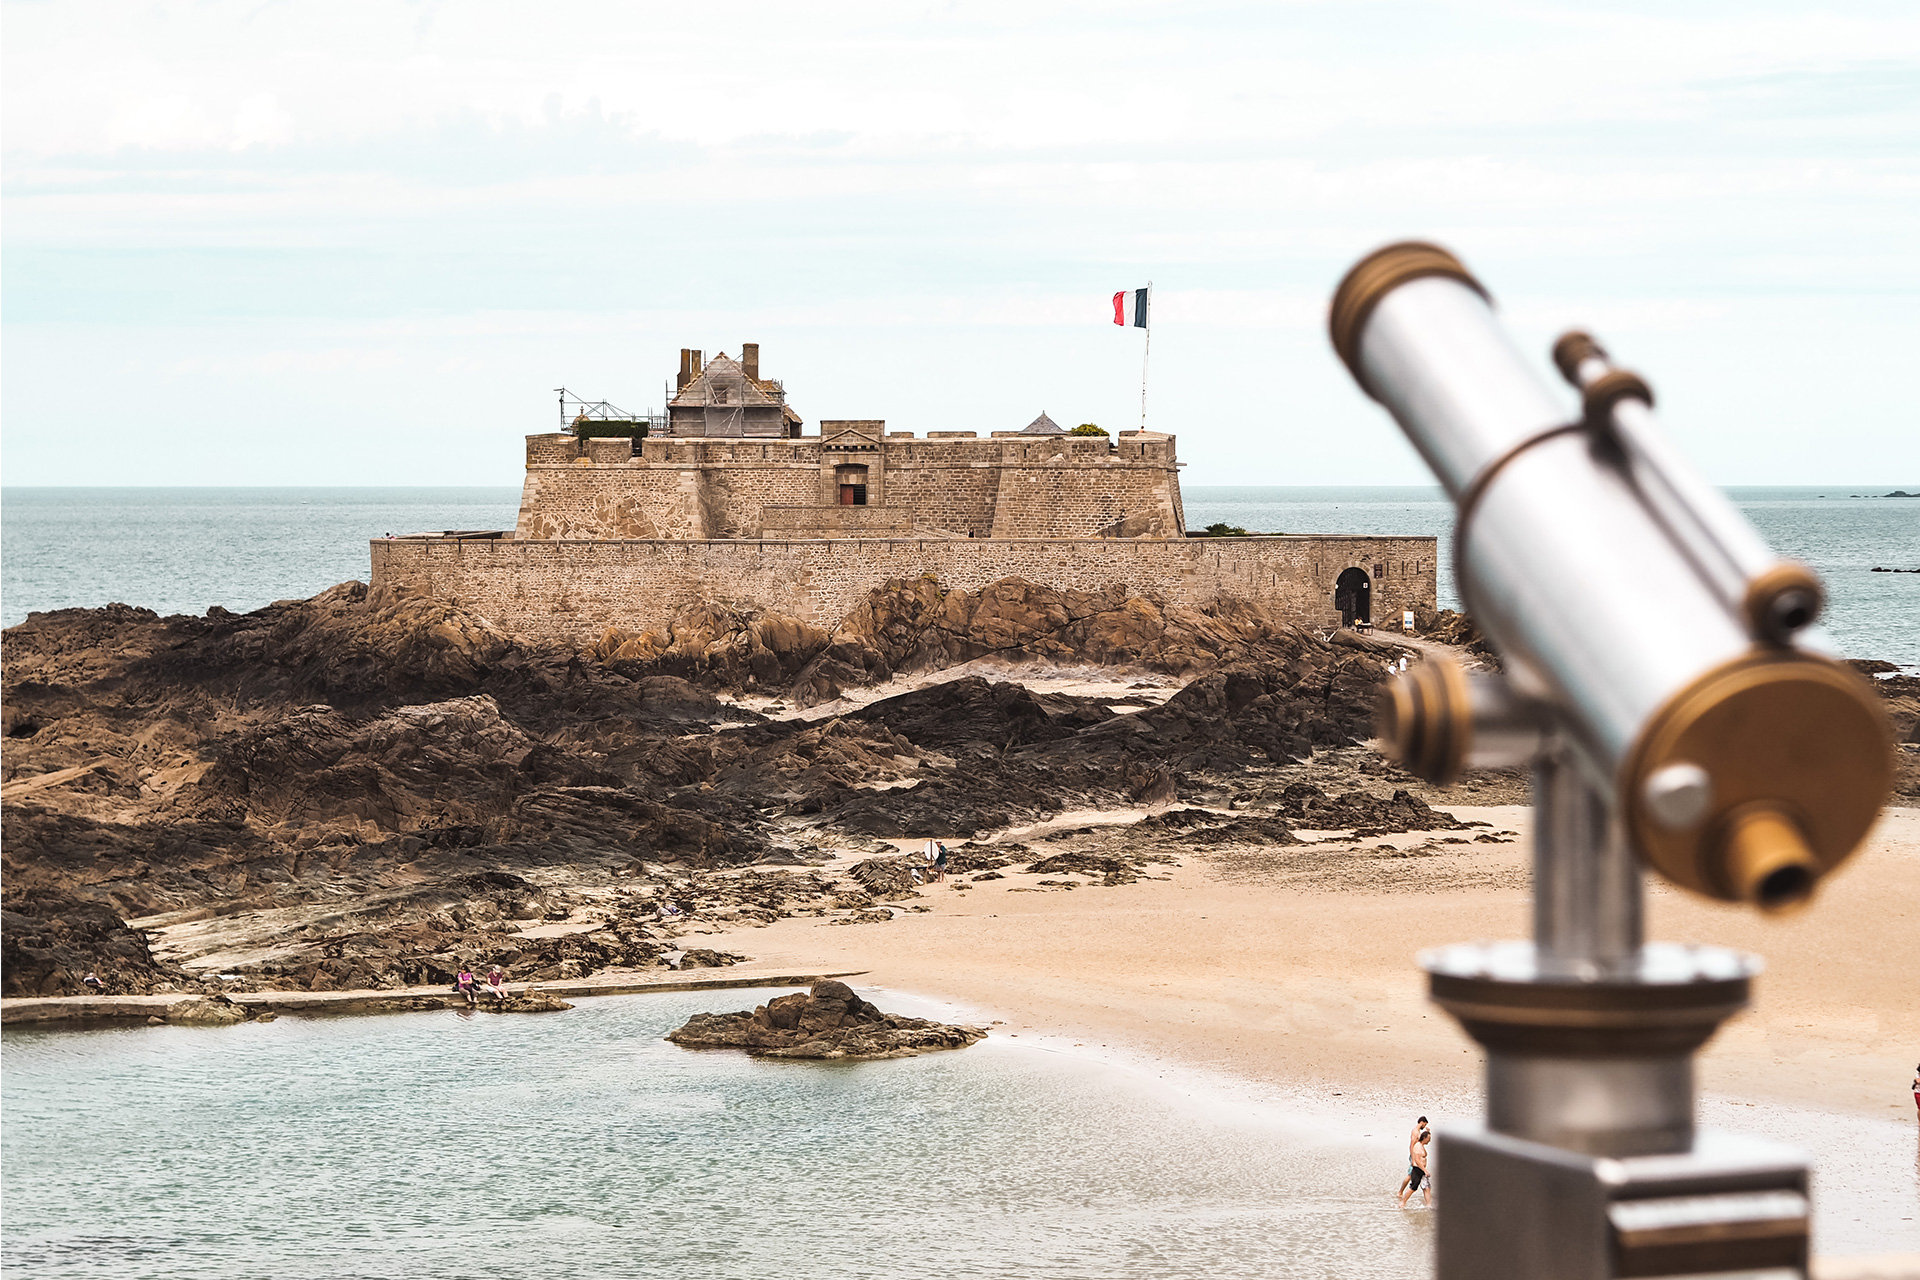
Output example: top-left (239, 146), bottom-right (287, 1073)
top-left (1330, 243), bottom-right (1894, 1280)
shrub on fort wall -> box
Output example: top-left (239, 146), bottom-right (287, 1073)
top-left (573, 421), bottom-right (650, 440)
top-left (1192, 522), bottom-right (1255, 538)
top-left (1069, 423), bottom-right (1109, 436)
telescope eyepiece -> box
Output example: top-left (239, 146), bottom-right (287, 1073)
top-left (1720, 807), bottom-right (1819, 913)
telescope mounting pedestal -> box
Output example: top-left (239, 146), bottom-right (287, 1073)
top-left (1425, 719), bottom-right (1811, 1279)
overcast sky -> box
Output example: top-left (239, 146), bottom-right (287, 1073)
top-left (4, 0), bottom-right (1917, 487)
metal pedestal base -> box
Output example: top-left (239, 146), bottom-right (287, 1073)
top-left (1435, 1126), bottom-right (1809, 1280)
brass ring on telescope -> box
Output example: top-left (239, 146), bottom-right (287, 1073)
top-left (1551, 330), bottom-right (1608, 386)
top-left (1329, 242), bottom-right (1489, 397)
top-left (1375, 656), bottom-right (1472, 785)
top-left (1622, 650), bottom-right (1893, 909)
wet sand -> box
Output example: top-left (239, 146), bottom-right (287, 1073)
top-left (694, 805), bottom-right (1920, 1122)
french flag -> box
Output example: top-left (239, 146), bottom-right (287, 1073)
top-left (1111, 286), bottom-right (1149, 328)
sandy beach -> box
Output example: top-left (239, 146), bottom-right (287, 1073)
top-left (688, 804), bottom-right (1920, 1123)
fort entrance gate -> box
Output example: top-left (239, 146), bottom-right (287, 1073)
top-left (1334, 566), bottom-right (1372, 626)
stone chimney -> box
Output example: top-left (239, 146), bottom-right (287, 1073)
top-left (677, 349), bottom-right (705, 390)
top-left (742, 342), bottom-right (760, 381)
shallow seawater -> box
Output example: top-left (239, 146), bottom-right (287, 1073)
top-left (2, 989), bottom-right (1434, 1280)
top-left (6, 990), bottom-right (1917, 1277)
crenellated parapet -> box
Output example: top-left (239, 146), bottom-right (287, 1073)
top-left (514, 424), bottom-right (1186, 542)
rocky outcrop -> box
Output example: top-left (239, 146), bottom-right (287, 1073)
top-left (666, 980), bottom-right (985, 1059)
top-left (29, 577), bottom-right (1904, 1001)
top-left (482, 989), bottom-right (573, 1014)
top-left (161, 996), bottom-right (251, 1025)
top-left (0, 888), bottom-right (203, 997)
top-left (586, 575), bottom-right (1413, 709)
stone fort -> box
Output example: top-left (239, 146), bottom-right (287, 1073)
top-left (371, 343), bottom-right (1437, 644)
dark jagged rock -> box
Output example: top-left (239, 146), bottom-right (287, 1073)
top-left (161, 996), bottom-right (250, 1025)
top-left (482, 989), bottom-right (573, 1014)
top-left (1022, 852), bottom-right (1172, 884)
top-left (0, 887), bottom-right (206, 997)
top-left (665, 980), bottom-right (985, 1059)
top-left (1270, 782), bottom-right (1466, 835)
top-left (1134, 810), bottom-right (1306, 847)
top-left (847, 857), bottom-right (922, 899)
top-left (846, 676), bottom-right (1114, 753)
top-left (676, 948), bottom-right (743, 969)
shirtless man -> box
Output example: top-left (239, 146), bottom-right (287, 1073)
top-left (1398, 1120), bottom-right (1433, 1208)
top-left (1394, 1116), bottom-right (1426, 1200)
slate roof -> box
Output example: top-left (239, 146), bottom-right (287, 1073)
top-left (671, 351), bottom-right (802, 426)
top-left (1021, 411), bottom-right (1064, 435)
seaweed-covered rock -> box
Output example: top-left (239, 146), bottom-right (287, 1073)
top-left (665, 980), bottom-right (985, 1059)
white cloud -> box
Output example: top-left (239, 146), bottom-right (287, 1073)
top-left (3, 1), bottom-right (1917, 485)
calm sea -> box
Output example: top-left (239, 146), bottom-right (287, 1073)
top-left (3, 989), bottom-right (1913, 1279)
top-left (2, 485), bottom-right (1913, 663)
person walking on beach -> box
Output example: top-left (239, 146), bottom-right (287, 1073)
top-left (1398, 1119), bottom-right (1433, 1209)
top-left (455, 966), bottom-right (478, 1008)
top-left (1394, 1116), bottom-right (1425, 1200)
top-left (1912, 1064), bottom-right (1919, 1120)
top-left (934, 842), bottom-right (950, 883)
top-left (486, 965), bottom-right (507, 1004)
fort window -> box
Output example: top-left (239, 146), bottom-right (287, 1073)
top-left (1334, 567), bottom-right (1372, 627)
top-left (836, 464), bottom-right (869, 506)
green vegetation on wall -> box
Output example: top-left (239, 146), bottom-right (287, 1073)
top-left (1069, 423), bottom-right (1109, 436)
top-left (574, 420), bottom-right (649, 440)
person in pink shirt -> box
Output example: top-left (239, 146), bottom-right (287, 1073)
top-left (486, 965), bottom-right (508, 1003)
top-left (455, 966), bottom-right (478, 1008)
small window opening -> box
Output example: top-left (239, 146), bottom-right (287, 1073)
top-left (836, 463), bottom-right (869, 506)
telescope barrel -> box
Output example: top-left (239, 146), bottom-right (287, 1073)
top-left (1333, 243), bottom-right (1892, 908)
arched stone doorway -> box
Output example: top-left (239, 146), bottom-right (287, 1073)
top-left (1334, 567), bottom-right (1372, 627)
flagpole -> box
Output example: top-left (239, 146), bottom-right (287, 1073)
top-left (1139, 280), bottom-right (1152, 432)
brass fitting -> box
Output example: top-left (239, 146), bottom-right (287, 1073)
top-left (1330, 242), bottom-right (1488, 398)
top-left (1742, 562), bottom-right (1825, 644)
top-left (1718, 806), bottom-right (1820, 913)
top-left (1375, 658), bottom-right (1472, 785)
top-left (1624, 651), bottom-right (1892, 908)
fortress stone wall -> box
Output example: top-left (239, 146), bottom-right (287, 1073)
top-left (514, 428), bottom-right (1185, 542)
top-left (377, 412), bottom-right (1436, 647)
top-left (370, 534), bottom-right (1438, 648)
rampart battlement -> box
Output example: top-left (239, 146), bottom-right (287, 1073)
top-left (515, 424), bottom-right (1187, 543)
top-left (525, 430), bottom-right (1177, 470)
